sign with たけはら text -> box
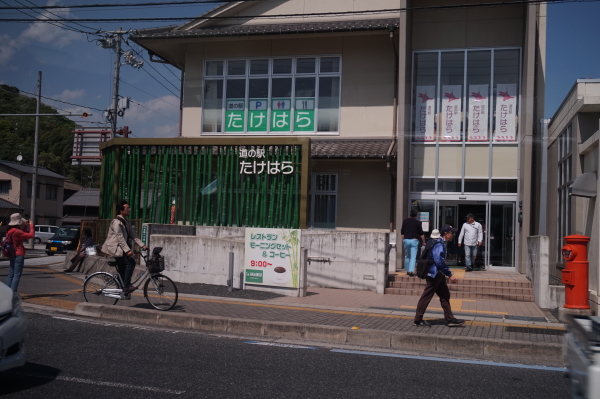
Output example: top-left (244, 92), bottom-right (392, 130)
top-left (245, 228), bottom-right (301, 288)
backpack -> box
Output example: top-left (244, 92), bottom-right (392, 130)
top-left (1, 231), bottom-right (16, 258)
top-left (416, 240), bottom-right (443, 279)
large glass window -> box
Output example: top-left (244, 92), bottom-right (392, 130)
top-left (202, 56), bottom-right (341, 134)
top-left (410, 48), bottom-right (521, 194)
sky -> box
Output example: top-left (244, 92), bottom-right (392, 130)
top-left (0, 1), bottom-right (599, 141)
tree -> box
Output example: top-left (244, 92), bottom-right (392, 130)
top-left (0, 84), bottom-right (100, 187)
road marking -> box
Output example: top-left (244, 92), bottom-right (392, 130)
top-left (28, 264), bottom-right (84, 285)
top-left (6, 372), bottom-right (184, 394)
top-left (245, 341), bottom-right (316, 349)
top-left (51, 316), bottom-right (182, 333)
top-left (330, 349), bottom-right (567, 372)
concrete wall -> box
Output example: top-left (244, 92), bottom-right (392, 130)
top-left (182, 32), bottom-right (396, 138)
top-left (526, 236), bottom-right (564, 309)
top-left (412, 0), bottom-right (525, 50)
top-left (311, 160), bottom-right (393, 230)
top-left (148, 227), bottom-right (396, 294)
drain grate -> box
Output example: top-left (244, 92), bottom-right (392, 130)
top-left (504, 326), bottom-right (564, 336)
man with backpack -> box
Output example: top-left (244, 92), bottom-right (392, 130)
top-left (3, 213), bottom-right (35, 292)
top-left (101, 200), bottom-right (147, 292)
top-left (414, 225), bottom-right (465, 327)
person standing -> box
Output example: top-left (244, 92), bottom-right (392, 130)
top-left (401, 209), bottom-right (425, 277)
top-left (414, 225), bottom-right (464, 327)
top-left (457, 213), bottom-right (483, 272)
top-left (4, 213), bottom-right (35, 292)
top-left (101, 200), bottom-right (147, 292)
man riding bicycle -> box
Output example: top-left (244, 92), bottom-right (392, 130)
top-left (101, 200), bottom-right (147, 293)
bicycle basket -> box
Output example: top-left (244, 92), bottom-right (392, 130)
top-left (147, 256), bottom-right (165, 273)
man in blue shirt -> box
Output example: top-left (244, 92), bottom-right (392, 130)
top-left (414, 225), bottom-right (465, 327)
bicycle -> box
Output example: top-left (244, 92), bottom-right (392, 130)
top-left (83, 247), bottom-right (179, 311)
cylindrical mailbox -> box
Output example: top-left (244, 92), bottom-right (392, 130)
top-left (561, 235), bottom-right (590, 309)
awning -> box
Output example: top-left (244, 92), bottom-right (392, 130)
top-left (311, 138), bottom-right (396, 159)
top-left (571, 172), bottom-right (597, 198)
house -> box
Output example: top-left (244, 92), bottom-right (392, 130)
top-left (119, 0), bottom-right (546, 273)
top-left (62, 188), bottom-right (100, 225)
top-left (0, 160), bottom-right (67, 226)
top-left (546, 79), bottom-right (600, 314)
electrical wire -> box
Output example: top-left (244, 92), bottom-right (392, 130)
top-left (0, 86), bottom-right (105, 112)
top-left (0, 0), bottom-right (86, 33)
top-left (129, 98), bottom-right (178, 122)
top-left (139, 66), bottom-right (179, 97)
top-left (124, 42), bottom-right (180, 90)
top-left (0, 0), bottom-right (250, 10)
top-left (2, 0), bottom-right (599, 22)
top-left (120, 79), bottom-right (180, 107)
top-left (19, 0), bottom-right (98, 33)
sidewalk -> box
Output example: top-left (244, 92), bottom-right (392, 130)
top-left (6, 257), bottom-right (565, 365)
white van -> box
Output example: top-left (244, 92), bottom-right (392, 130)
top-left (34, 225), bottom-right (59, 244)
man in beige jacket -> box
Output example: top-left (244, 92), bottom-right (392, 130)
top-left (101, 200), bottom-right (147, 292)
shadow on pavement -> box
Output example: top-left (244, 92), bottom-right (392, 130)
top-left (0, 362), bottom-right (62, 395)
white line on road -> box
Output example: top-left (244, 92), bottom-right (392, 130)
top-left (52, 316), bottom-right (181, 333)
top-left (7, 372), bottom-right (185, 394)
top-left (245, 341), bottom-right (316, 349)
top-left (330, 349), bottom-right (566, 372)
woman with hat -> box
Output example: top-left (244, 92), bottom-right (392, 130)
top-left (4, 213), bottom-right (35, 292)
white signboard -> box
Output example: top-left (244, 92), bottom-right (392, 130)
top-left (415, 85), bottom-right (436, 142)
top-left (441, 85), bottom-right (462, 141)
top-left (245, 228), bottom-right (301, 288)
top-left (494, 83), bottom-right (517, 142)
top-left (468, 84), bottom-right (489, 142)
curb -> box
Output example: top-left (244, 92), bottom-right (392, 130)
top-left (74, 303), bottom-right (563, 364)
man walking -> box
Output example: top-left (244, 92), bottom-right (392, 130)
top-left (401, 209), bottom-right (425, 277)
top-left (458, 213), bottom-right (483, 272)
top-left (414, 226), bottom-right (464, 327)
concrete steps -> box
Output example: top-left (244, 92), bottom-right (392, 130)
top-left (386, 274), bottom-right (534, 302)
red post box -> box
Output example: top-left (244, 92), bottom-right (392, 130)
top-left (561, 235), bottom-right (590, 309)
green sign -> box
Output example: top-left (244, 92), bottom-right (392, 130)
top-left (245, 269), bottom-right (263, 284)
top-left (248, 99), bottom-right (268, 132)
top-left (271, 98), bottom-right (291, 132)
top-left (294, 97), bottom-right (315, 132)
top-left (225, 99), bottom-right (245, 132)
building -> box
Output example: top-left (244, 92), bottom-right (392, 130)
top-left (546, 79), bottom-right (600, 314)
top-left (0, 160), bottom-right (67, 226)
top-left (62, 187), bottom-right (100, 225)
top-left (122, 0), bottom-right (546, 273)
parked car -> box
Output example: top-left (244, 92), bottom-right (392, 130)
top-left (34, 225), bottom-right (59, 244)
top-left (0, 284), bottom-right (27, 371)
top-left (45, 226), bottom-right (80, 256)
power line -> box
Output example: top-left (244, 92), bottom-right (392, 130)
top-left (129, 98), bottom-right (178, 122)
top-left (19, 0), bottom-right (97, 33)
top-left (120, 79), bottom-right (180, 107)
top-left (124, 42), bottom-right (180, 90)
top-left (0, 0), bottom-right (87, 33)
top-left (1, 0), bottom-right (599, 22)
top-left (0, 86), bottom-right (105, 112)
top-left (139, 66), bottom-right (179, 97)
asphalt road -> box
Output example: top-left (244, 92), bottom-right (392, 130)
top-left (0, 311), bottom-right (571, 399)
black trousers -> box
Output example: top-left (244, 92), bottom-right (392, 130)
top-left (414, 272), bottom-right (455, 322)
top-left (115, 255), bottom-right (136, 287)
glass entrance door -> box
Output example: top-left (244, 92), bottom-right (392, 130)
top-left (438, 203), bottom-right (458, 265)
top-left (488, 202), bottom-right (515, 267)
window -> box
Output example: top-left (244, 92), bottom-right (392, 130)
top-left (0, 180), bottom-right (10, 194)
top-left (202, 56), bottom-right (341, 134)
top-left (557, 124), bottom-right (573, 259)
top-left (310, 173), bottom-right (337, 229)
top-left (27, 182), bottom-right (40, 199)
top-left (410, 48), bottom-right (521, 195)
top-left (46, 186), bottom-right (58, 200)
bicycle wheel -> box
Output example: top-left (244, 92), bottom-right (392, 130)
top-left (144, 274), bottom-right (178, 311)
top-left (83, 272), bottom-right (121, 305)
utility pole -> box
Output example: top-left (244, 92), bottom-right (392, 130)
top-left (29, 71), bottom-right (41, 249)
top-left (110, 27), bottom-right (123, 140)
